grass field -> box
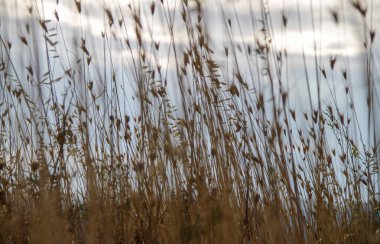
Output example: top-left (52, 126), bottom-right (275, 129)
top-left (0, 0), bottom-right (379, 243)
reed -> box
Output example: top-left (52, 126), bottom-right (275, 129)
top-left (0, 0), bottom-right (379, 243)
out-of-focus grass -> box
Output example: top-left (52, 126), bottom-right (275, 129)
top-left (0, 0), bottom-right (379, 243)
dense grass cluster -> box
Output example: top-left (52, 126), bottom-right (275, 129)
top-left (0, 0), bottom-right (379, 243)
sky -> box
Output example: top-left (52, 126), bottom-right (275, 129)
top-left (1, 0), bottom-right (380, 196)
top-left (1, 0), bottom-right (379, 142)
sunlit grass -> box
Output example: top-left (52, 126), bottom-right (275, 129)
top-left (0, 0), bottom-right (379, 243)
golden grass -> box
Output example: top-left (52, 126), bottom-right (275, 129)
top-left (0, 0), bottom-right (379, 243)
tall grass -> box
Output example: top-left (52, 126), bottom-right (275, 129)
top-left (0, 0), bottom-right (379, 243)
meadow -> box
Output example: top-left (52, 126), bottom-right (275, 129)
top-left (0, 0), bottom-right (379, 243)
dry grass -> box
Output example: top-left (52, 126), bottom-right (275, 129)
top-left (0, 0), bottom-right (379, 243)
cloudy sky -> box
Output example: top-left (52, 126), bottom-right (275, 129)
top-left (1, 0), bottom-right (379, 123)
